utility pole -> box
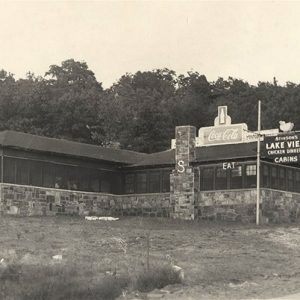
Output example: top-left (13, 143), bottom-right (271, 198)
top-left (256, 100), bottom-right (261, 225)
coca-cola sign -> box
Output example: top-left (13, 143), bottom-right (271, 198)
top-left (198, 124), bottom-right (246, 146)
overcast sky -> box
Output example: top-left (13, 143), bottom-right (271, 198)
top-left (1, 1), bottom-right (300, 87)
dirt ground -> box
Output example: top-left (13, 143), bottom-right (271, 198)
top-left (1, 216), bottom-right (300, 300)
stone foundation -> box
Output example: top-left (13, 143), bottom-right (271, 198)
top-left (0, 183), bottom-right (171, 217)
top-left (262, 189), bottom-right (300, 223)
top-left (197, 189), bottom-right (257, 222)
top-left (197, 188), bottom-right (300, 223)
top-left (2, 183), bottom-right (300, 223)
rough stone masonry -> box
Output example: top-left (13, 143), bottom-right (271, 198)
top-left (170, 126), bottom-right (199, 220)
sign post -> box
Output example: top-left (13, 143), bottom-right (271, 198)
top-left (256, 100), bottom-right (261, 225)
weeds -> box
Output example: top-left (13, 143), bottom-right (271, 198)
top-left (0, 260), bottom-right (182, 300)
top-left (22, 273), bottom-right (129, 300)
top-left (0, 262), bottom-right (22, 282)
top-left (0, 217), bottom-right (185, 300)
top-left (0, 262), bottom-right (130, 300)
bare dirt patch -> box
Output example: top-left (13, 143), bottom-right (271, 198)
top-left (1, 216), bottom-right (300, 299)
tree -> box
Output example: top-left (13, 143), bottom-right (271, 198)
top-left (1, 60), bottom-right (300, 152)
top-left (174, 72), bottom-right (212, 128)
top-left (42, 59), bottom-right (104, 143)
top-left (103, 69), bottom-right (177, 152)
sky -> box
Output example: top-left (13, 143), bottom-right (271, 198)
top-left (1, 1), bottom-right (300, 88)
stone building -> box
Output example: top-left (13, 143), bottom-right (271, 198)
top-left (1, 106), bottom-right (300, 223)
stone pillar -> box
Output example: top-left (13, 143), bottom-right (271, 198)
top-left (170, 126), bottom-right (197, 220)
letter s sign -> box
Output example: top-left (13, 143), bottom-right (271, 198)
top-left (177, 160), bottom-right (185, 173)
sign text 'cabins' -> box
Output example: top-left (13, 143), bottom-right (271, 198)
top-left (263, 133), bottom-right (300, 163)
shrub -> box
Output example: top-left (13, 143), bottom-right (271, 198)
top-left (0, 262), bottom-right (130, 300)
top-left (22, 273), bottom-right (129, 300)
top-left (1, 260), bottom-right (182, 299)
top-left (95, 275), bottom-right (130, 300)
top-left (135, 264), bottom-right (182, 293)
top-left (0, 262), bottom-right (22, 282)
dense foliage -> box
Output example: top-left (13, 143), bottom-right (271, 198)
top-left (0, 59), bottom-right (299, 153)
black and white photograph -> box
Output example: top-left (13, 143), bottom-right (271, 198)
top-left (1, 1), bottom-right (300, 299)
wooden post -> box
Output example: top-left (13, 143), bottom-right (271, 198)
top-left (1, 153), bottom-right (3, 183)
top-left (256, 100), bottom-right (261, 225)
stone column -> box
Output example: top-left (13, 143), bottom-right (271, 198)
top-left (170, 126), bottom-right (197, 220)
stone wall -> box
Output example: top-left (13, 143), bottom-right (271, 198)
top-left (262, 189), bottom-right (300, 223)
top-left (2, 182), bottom-right (300, 223)
top-left (196, 189), bottom-right (257, 222)
top-left (0, 183), bottom-right (171, 217)
top-left (197, 188), bottom-right (300, 223)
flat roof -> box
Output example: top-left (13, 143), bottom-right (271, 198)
top-left (0, 131), bottom-right (262, 167)
top-left (128, 142), bottom-right (257, 167)
top-left (0, 130), bottom-right (148, 165)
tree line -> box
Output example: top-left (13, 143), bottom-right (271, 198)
top-left (0, 59), bottom-right (299, 153)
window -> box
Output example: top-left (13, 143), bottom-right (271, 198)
top-left (162, 171), bottom-right (170, 192)
top-left (78, 168), bottom-right (90, 191)
top-left (136, 173), bottom-right (147, 193)
top-left (54, 165), bottom-right (68, 189)
top-left (230, 166), bottom-right (242, 189)
top-left (246, 165), bottom-right (256, 176)
top-left (245, 164), bottom-right (256, 188)
top-left (287, 169), bottom-right (294, 191)
top-left (90, 177), bottom-right (100, 192)
top-left (43, 163), bottom-right (55, 188)
top-left (0, 158), bottom-right (2, 181)
top-left (90, 170), bottom-right (101, 192)
top-left (278, 168), bottom-right (286, 190)
top-left (125, 174), bottom-right (135, 194)
top-left (67, 167), bottom-right (79, 190)
top-left (100, 179), bottom-right (111, 193)
top-left (201, 168), bottom-right (214, 191)
top-left (215, 167), bottom-right (227, 190)
top-left (4, 157), bottom-right (15, 183)
top-left (271, 166), bottom-right (278, 189)
top-left (295, 172), bottom-right (300, 193)
top-left (30, 161), bottom-right (43, 187)
top-left (16, 159), bottom-right (29, 185)
top-left (262, 165), bottom-right (270, 188)
top-left (149, 171), bottom-right (160, 193)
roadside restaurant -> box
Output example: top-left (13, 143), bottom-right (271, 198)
top-left (1, 106), bottom-right (300, 223)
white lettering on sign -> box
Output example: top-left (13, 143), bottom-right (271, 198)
top-left (287, 141), bottom-right (300, 147)
top-left (208, 128), bottom-right (239, 142)
top-left (177, 160), bottom-right (185, 173)
top-left (198, 124), bottom-right (246, 146)
top-left (263, 133), bottom-right (300, 164)
top-left (265, 142), bottom-right (285, 150)
top-left (223, 162), bottom-right (236, 170)
top-left (274, 156), bottom-right (298, 163)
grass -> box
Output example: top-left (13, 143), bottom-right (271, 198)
top-left (1, 262), bottom-right (129, 300)
top-left (0, 260), bottom-right (181, 300)
top-left (1, 216), bottom-right (300, 299)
